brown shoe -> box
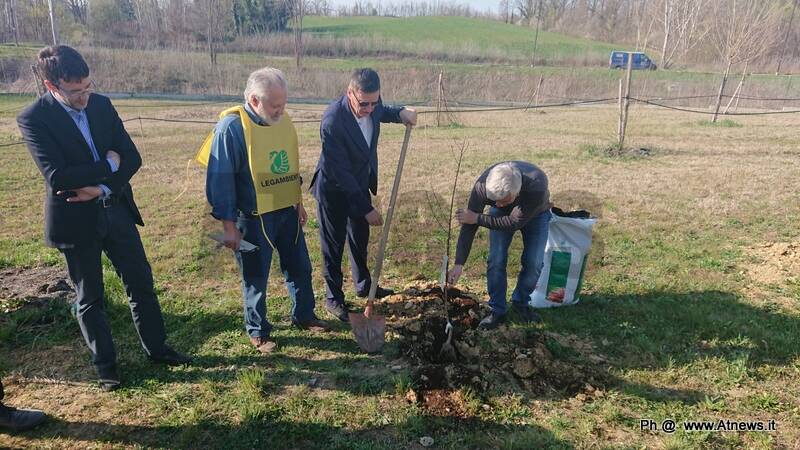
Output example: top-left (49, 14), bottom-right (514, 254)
top-left (249, 336), bottom-right (277, 354)
top-left (292, 318), bottom-right (332, 333)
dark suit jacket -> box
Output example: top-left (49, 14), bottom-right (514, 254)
top-left (310, 94), bottom-right (403, 218)
top-left (17, 92), bottom-right (143, 248)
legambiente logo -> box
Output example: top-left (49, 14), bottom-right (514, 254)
top-left (270, 150), bottom-right (290, 174)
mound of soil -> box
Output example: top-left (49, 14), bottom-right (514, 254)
top-left (381, 284), bottom-right (608, 415)
top-left (0, 266), bottom-right (74, 313)
top-left (746, 241), bottom-right (800, 286)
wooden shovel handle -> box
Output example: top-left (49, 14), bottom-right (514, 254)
top-left (366, 125), bottom-right (413, 308)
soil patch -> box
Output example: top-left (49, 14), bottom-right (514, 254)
top-left (0, 266), bottom-right (74, 313)
top-left (381, 284), bottom-right (608, 415)
top-left (745, 241), bottom-right (800, 286)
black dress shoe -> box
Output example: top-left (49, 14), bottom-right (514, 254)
top-left (478, 312), bottom-right (506, 330)
top-left (511, 303), bottom-right (542, 324)
top-left (97, 366), bottom-right (121, 392)
top-left (149, 346), bottom-right (193, 366)
top-left (357, 285), bottom-right (394, 299)
top-left (0, 404), bottom-right (46, 431)
top-left (325, 302), bottom-right (350, 322)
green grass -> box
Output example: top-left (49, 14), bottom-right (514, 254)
top-left (0, 43), bottom-right (38, 58)
top-left (303, 15), bottom-right (619, 63)
top-left (1, 99), bottom-right (799, 448)
top-left (696, 118), bottom-right (743, 128)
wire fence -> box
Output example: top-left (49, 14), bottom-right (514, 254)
top-left (2, 89), bottom-right (799, 150)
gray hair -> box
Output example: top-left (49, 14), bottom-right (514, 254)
top-left (244, 67), bottom-right (287, 102)
top-left (485, 163), bottom-right (522, 201)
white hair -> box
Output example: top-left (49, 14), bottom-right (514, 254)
top-left (485, 162), bottom-right (522, 201)
top-left (243, 67), bottom-right (287, 102)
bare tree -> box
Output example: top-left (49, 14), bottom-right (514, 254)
top-left (47, 0), bottom-right (59, 45)
top-left (775, 0), bottom-right (798, 74)
top-left (652, 0), bottom-right (709, 69)
top-left (64, 0), bottom-right (88, 25)
top-left (709, 0), bottom-right (784, 121)
top-left (515, 0), bottom-right (534, 25)
top-left (203, 0), bottom-right (227, 66)
top-left (285, 0), bottom-right (307, 68)
top-left (5, 0), bottom-right (20, 45)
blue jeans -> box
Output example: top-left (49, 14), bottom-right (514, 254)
top-left (487, 208), bottom-right (551, 315)
top-left (235, 206), bottom-right (316, 338)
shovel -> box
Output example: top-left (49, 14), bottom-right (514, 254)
top-left (350, 124), bottom-right (413, 353)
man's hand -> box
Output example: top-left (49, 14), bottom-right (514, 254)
top-left (107, 150), bottom-right (121, 167)
top-left (222, 220), bottom-right (242, 252)
top-left (455, 208), bottom-right (478, 225)
top-left (365, 209), bottom-right (384, 226)
top-left (296, 203), bottom-right (308, 226)
top-left (57, 186), bottom-right (102, 203)
top-left (448, 264), bottom-right (464, 285)
top-left (400, 108), bottom-right (417, 126)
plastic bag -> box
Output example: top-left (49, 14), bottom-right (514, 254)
top-left (530, 208), bottom-right (596, 308)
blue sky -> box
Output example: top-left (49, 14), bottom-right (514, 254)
top-left (328, 0), bottom-right (499, 14)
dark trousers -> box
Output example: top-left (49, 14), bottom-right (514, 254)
top-left (316, 190), bottom-right (372, 305)
top-left (60, 204), bottom-right (167, 374)
top-left (235, 207), bottom-right (316, 339)
top-left (0, 379), bottom-right (4, 403)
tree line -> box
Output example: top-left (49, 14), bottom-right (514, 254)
top-left (2, 0), bottom-right (798, 72)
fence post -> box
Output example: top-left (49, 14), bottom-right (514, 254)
top-left (618, 79), bottom-right (624, 143)
top-left (436, 70), bottom-right (443, 127)
top-left (619, 52), bottom-right (633, 150)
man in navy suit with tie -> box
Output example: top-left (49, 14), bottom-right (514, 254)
top-left (16, 46), bottom-right (191, 392)
top-left (311, 68), bottom-right (417, 322)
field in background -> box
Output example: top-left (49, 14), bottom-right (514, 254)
top-left (3, 15), bottom-right (800, 106)
top-left (1, 94), bottom-right (799, 448)
top-left (301, 16), bottom-right (618, 65)
top-left (3, 44), bottom-right (800, 114)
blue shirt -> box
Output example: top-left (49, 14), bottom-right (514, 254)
top-left (55, 96), bottom-right (117, 198)
top-left (205, 103), bottom-right (266, 222)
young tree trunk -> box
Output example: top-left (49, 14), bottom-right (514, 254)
top-left (775, 0), bottom-right (798, 75)
top-left (47, 0), bottom-right (59, 45)
top-left (712, 60), bottom-right (732, 123)
top-left (660, 0), bottom-right (672, 69)
top-left (723, 61), bottom-right (747, 115)
top-left (531, 0), bottom-right (542, 67)
top-left (294, 13), bottom-right (303, 68)
top-left (8, 0), bottom-right (19, 45)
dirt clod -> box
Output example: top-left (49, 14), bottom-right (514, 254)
top-left (381, 283), bottom-right (608, 416)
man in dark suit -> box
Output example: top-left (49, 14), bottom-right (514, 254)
top-left (16, 45), bottom-right (191, 392)
top-left (311, 68), bottom-right (416, 322)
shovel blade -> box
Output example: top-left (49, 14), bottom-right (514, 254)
top-left (349, 312), bottom-right (386, 353)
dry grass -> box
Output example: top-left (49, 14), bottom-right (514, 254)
top-left (1, 98), bottom-right (799, 448)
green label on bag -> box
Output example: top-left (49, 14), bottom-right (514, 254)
top-left (575, 254), bottom-right (588, 300)
top-left (547, 251), bottom-right (571, 292)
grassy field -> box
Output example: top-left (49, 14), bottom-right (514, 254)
top-left (3, 14), bottom-right (800, 106)
top-left (302, 15), bottom-right (618, 64)
top-left (1, 93), bottom-right (799, 449)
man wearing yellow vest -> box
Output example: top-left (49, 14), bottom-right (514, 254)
top-left (200, 68), bottom-right (330, 354)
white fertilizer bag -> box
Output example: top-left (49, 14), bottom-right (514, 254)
top-left (530, 208), bottom-right (596, 308)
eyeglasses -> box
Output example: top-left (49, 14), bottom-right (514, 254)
top-left (56, 80), bottom-right (95, 99)
top-left (351, 90), bottom-right (380, 108)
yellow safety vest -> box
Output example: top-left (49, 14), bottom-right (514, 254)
top-left (196, 105), bottom-right (301, 214)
